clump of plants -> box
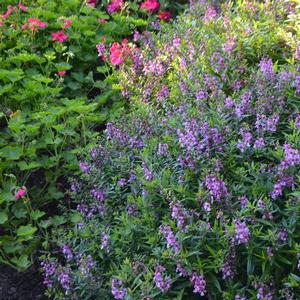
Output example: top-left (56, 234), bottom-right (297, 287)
top-left (0, 0), bottom-right (187, 270)
top-left (41, 0), bottom-right (300, 299)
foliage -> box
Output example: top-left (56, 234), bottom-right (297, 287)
top-left (41, 0), bottom-right (300, 299)
top-left (0, 0), bottom-right (187, 270)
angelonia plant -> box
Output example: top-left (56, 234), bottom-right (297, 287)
top-left (0, 0), bottom-right (187, 270)
top-left (40, 0), bottom-right (300, 299)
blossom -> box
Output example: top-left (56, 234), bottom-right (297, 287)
top-left (0, 5), bottom-right (13, 19)
top-left (190, 272), bottom-right (206, 295)
top-left (15, 187), bottom-right (26, 200)
top-left (62, 245), bottom-right (73, 261)
top-left (110, 39), bottom-right (132, 65)
top-left (98, 18), bottom-right (107, 24)
top-left (159, 224), bottom-right (180, 253)
top-left (153, 265), bottom-right (171, 293)
top-left (41, 260), bottom-right (57, 288)
top-left (234, 219), bottom-right (250, 244)
top-left (28, 18), bottom-right (48, 29)
top-left (63, 19), bottom-right (73, 29)
top-left (18, 2), bottom-right (27, 12)
top-left (107, 0), bottom-right (123, 14)
top-left (259, 57), bottom-right (275, 80)
top-left (205, 175), bottom-right (228, 201)
top-left (58, 268), bottom-right (72, 295)
top-left (159, 11), bottom-right (171, 21)
top-left (111, 278), bottom-right (127, 299)
top-left (204, 5), bottom-right (217, 23)
top-left (140, 0), bottom-right (160, 12)
top-left (57, 70), bottom-right (66, 76)
top-left (51, 30), bottom-right (68, 43)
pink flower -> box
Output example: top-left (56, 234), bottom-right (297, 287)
top-left (63, 19), bottom-right (73, 29)
top-left (107, 0), bottom-right (123, 14)
top-left (21, 23), bottom-right (28, 29)
top-left (87, 0), bottom-right (97, 7)
top-left (28, 18), bottom-right (48, 29)
top-left (159, 11), bottom-right (171, 21)
top-left (57, 70), bottom-right (66, 76)
top-left (0, 21), bottom-right (4, 26)
top-left (15, 187), bottom-right (26, 200)
top-left (51, 30), bottom-right (68, 43)
top-left (1, 5), bottom-right (13, 19)
top-left (98, 18), bottom-right (107, 24)
top-left (140, 0), bottom-right (160, 12)
top-left (18, 2), bottom-right (27, 12)
top-left (110, 39), bottom-right (132, 65)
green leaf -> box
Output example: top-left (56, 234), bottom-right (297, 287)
top-left (0, 146), bottom-right (22, 160)
top-left (0, 211), bottom-right (8, 224)
top-left (31, 210), bottom-right (45, 221)
top-left (17, 225), bottom-right (37, 237)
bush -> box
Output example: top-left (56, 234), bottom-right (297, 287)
top-left (41, 0), bottom-right (300, 299)
top-left (0, 0), bottom-right (187, 270)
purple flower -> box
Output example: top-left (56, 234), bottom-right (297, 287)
top-left (142, 162), bottom-right (153, 181)
top-left (203, 202), bottom-right (211, 212)
top-left (62, 245), bottom-right (73, 261)
top-left (117, 178), bottom-right (127, 187)
top-left (259, 58), bottom-right (275, 80)
top-left (283, 143), bottom-right (300, 166)
top-left (225, 97), bottom-right (235, 109)
top-left (205, 175), bottom-right (228, 201)
top-left (96, 43), bottom-right (106, 57)
top-left (77, 254), bottom-right (95, 278)
top-left (221, 251), bottom-right (235, 280)
top-left (158, 143), bottom-right (169, 156)
top-left (170, 202), bottom-right (189, 230)
top-left (101, 232), bottom-right (110, 252)
top-left (297, 253), bottom-right (300, 271)
top-left (58, 268), bottom-right (72, 295)
top-left (111, 278), bottom-right (127, 300)
top-left (196, 89), bottom-right (207, 100)
top-left (204, 5), bottom-right (217, 23)
top-left (190, 272), bottom-right (206, 295)
top-left (239, 195), bottom-right (247, 208)
top-left (176, 263), bottom-right (188, 277)
top-left (278, 230), bottom-right (288, 242)
top-left (159, 224), bottom-right (180, 253)
top-left (234, 219), bottom-right (250, 244)
top-left (235, 91), bottom-right (252, 118)
top-left (270, 176), bottom-right (294, 199)
top-left (153, 265), bottom-right (171, 293)
top-left (79, 162), bottom-right (91, 173)
top-left (41, 260), bottom-right (57, 288)
top-left (254, 138), bottom-right (265, 149)
top-left (237, 130), bottom-right (252, 152)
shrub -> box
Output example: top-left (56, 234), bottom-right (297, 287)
top-left (41, 0), bottom-right (300, 299)
top-left (0, 0), bottom-right (187, 270)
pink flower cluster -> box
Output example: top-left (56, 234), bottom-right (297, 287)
top-left (107, 0), bottom-right (123, 14)
top-left (51, 30), bottom-right (69, 43)
top-left (22, 18), bottom-right (48, 30)
top-left (110, 39), bottom-right (132, 65)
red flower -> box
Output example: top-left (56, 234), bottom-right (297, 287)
top-left (51, 30), bottom-right (68, 43)
top-left (57, 70), bottom-right (66, 76)
top-left (159, 11), bottom-right (171, 21)
top-left (15, 187), bottom-right (26, 200)
top-left (140, 0), bottom-right (160, 12)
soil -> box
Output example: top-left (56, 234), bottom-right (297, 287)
top-left (0, 263), bottom-right (49, 300)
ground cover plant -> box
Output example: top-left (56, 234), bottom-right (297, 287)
top-left (0, 0), bottom-right (187, 270)
top-left (40, 0), bottom-right (300, 299)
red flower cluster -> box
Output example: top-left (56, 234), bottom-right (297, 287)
top-left (110, 39), bottom-right (132, 65)
top-left (140, 0), bottom-right (160, 12)
top-left (159, 10), bottom-right (171, 21)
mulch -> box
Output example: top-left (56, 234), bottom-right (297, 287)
top-left (0, 263), bottom-right (48, 300)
